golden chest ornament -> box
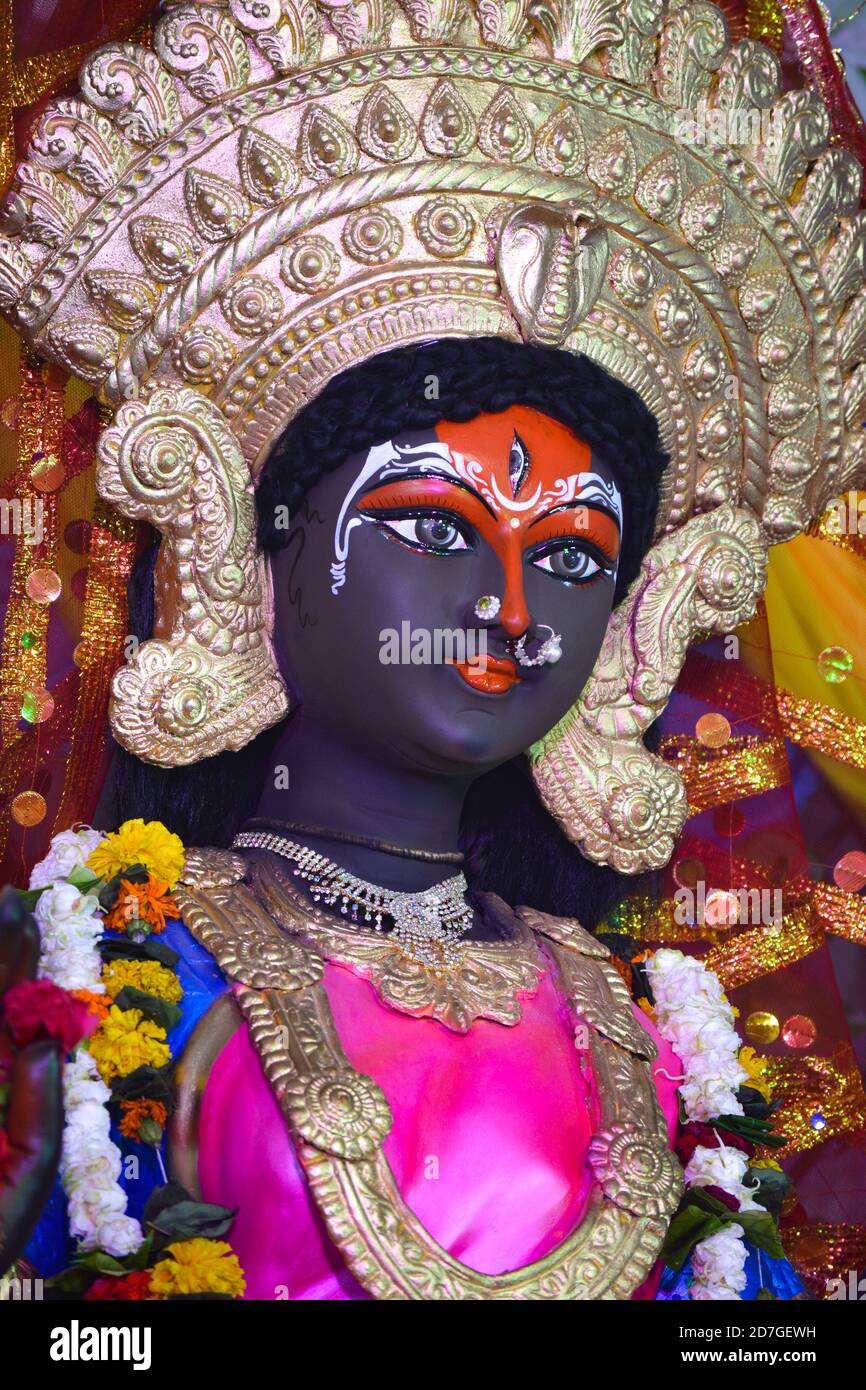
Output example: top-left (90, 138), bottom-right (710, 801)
top-left (172, 848), bottom-right (683, 1299)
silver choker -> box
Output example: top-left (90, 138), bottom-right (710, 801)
top-left (232, 830), bottom-right (474, 970)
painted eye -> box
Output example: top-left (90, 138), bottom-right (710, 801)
top-left (531, 545), bottom-right (606, 583)
top-left (380, 513), bottom-right (471, 553)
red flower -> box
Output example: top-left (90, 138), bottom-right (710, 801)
top-left (84, 1270), bottom-right (153, 1301)
top-left (676, 1122), bottom-right (754, 1165)
top-left (3, 979), bottom-right (97, 1052)
top-left (0, 1127), bottom-right (13, 1185)
top-left (704, 1185), bottom-right (742, 1213)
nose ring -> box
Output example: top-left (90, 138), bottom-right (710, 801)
top-left (513, 625), bottom-right (563, 667)
top-left (473, 594), bottom-right (501, 621)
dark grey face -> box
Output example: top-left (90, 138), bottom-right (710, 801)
top-left (268, 406), bottom-right (622, 779)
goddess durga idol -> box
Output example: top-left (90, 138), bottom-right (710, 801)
top-left (0, 0), bottom-right (862, 1300)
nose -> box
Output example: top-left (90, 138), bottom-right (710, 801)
top-left (498, 543), bottom-right (532, 637)
top-left (467, 530), bottom-right (533, 639)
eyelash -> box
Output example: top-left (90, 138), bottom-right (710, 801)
top-left (372, 508), bottom-right (616, 584)
top-left (528, 539), bottom-right (613, 586)
top-left (373, 509), bottom-right (474, 555)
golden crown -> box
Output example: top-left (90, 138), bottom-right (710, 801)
top-left (1, 0), bottom-right (864, 869)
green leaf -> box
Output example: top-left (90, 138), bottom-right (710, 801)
top-left (114, 985), bottom-right (181, 1033)
top-left (73, 1251), bottom-right (129, 1275)
top-left (659, 1206), bottom-right (725, 1269)
top-left (110, 1064), bottom-right (174, 1108)
top-left (736, 1210), bottom-right (785, 1260)
top-left (67, 866), bottom-right (103, 893)
top-left (15, 886), bottom-right (44, 912)
top-left (128, 1232), bottom-right (155, 1270)
top-left (143, 1181), bottom-right (193, 1227)
top-left (715, 1112), bottom-right (788, 1148)
top-left (47, 1267), bottom-right (99, 1296)
top-left (149, 1199), bottom-right (238, 1242)
top-left (97, 863), bottom-right (149, 911)
top-left (100, 934), bottom-right (180, 969)
top-left (682, 1187), bottom-right (735, 1218)
top-left (747, 1166), bottom-right (791, 1223)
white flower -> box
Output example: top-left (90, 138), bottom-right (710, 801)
top-left (684, 1142), bottom-right (764, 1211)
top-left (35, 882), bottom-right (104, 990)
top-left (680, 1077), bottom-right (744, 1123)
top-left (59, 1048), bottom-right (144, 1255)
top-left (691, 1224), bottom-right (748, 1299)
top-left (35, 881), bottom-right (102, 937)
top-left (94, 1215), bottom-right (144, 1258)
top-left (30, 827), bottom-right (104, 890)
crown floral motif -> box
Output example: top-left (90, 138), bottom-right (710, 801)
top-left (0, 0), bottom-right (863, 869)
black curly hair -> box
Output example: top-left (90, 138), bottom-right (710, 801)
top-left (257, 337), bottom-right (666, 604)
top-left (105, 338), bottom-right (668, 924)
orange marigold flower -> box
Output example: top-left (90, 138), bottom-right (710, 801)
top-left (71, 988), bottom-right (111, 1022)
top-left (104, 876), bottom-right (180, 935)
top-left (119, 1098), bottom-right (168, 1141)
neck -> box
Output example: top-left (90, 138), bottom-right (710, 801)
top-left (250, 712), bottom-right (474, 892)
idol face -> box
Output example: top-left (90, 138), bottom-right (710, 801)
top-left (268, 405), bottom-right (623, 775)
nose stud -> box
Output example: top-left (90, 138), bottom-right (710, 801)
top-left (513, 625), bottom-right (563, 667)
top-left (473, 594), bottom-right (501, 621)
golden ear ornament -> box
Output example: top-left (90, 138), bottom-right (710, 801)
top-left (0, 1), bottom-right (864, 861)
top-left (96, 384), bottom-right (289, 766)
top-left (530, 503), bottom-right (767, 872)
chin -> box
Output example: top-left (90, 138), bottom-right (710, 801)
top-left (397, 709), bottom-right (533, 775)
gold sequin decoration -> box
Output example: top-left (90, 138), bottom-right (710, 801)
top-left (746, 0), bottom-right (786, 50)
top-left (757, 1044), bottom-right (866, 1156)
top-left (777, 689), bottom-right (866, 770)
top-left (661, 734), bottom-right (790, 811)
top-left (701, 901), bottom-right (824, 989)
top-left (782, 1223), bottom-right (866, 1299)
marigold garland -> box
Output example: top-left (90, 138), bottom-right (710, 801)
top-left (87, 1006), bottom-right (170, 1083)
top-left (87, 819), bottom-right (185, 889)
top-left (25, 820), bottom-right (247, 1299)
top-left (103, 877), bottom-right (180, 936)
top-left (101, 958), bottom-right (183, 1004)
top-left (148, 1239), bottom-right (247, 1299)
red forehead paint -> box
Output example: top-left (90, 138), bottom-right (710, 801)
top-left (359, 407), bottom-right (617, 636)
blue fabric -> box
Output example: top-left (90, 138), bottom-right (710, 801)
top-left (23, 918), bottom-right (227, 1278)
top-left (657, 1246), bottom-right (806, 1300)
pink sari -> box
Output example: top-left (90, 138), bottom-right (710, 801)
top-left (197, 945), bottom-right (681, 1299)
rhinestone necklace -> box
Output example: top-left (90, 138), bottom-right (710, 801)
top-left (232, 831), bottom-right (474, 970)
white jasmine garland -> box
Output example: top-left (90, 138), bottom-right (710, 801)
top-left (647, 948), bottom-right (763, 1301)
top-left (59, 1051), bottom-right (143, 1256)
top-left (690, 1224), bottom-right (749, 1300)
top-left (648, 948), bottom-right (747, 1118)
top-left (31, 832), bottom-right (144, 1261)
top-left (684, 1141), bottom-right (764, 1212)
top-left (36, 880), bottom-right (104, 992)
top-left (29, 825), bottom-right (103, 890)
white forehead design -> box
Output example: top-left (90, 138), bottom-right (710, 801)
top-left (328, 440), bottom-right (623, 595)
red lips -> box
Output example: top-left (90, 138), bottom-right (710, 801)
top-left (450, 655), bottom-right (521, 695)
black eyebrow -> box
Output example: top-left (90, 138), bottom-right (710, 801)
top-left (528, 498), bottom-right (622, 531)
top-left (359, 468), bottom-right (498, 520)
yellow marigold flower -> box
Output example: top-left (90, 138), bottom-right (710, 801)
top-left (750, 1158), bottom-right (783, 1171)
top-left (87, 819), bottom-right (185, 889)
top-left (738, 1045), bottom-right (773, 1101)
top-left (101, 959), bottom-right (183, 1004)
top-left (87, 1006), bottom-right (169, 1083)
top-left (148, 1239), bottom-right (246, 1299)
